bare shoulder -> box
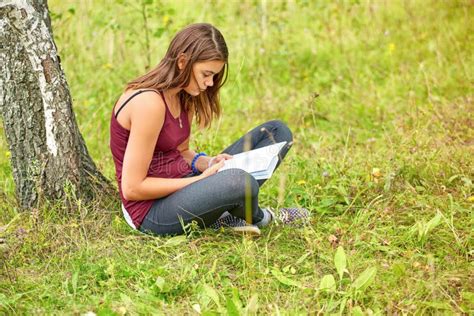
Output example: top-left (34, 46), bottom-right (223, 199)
top-left (114, 89), bottom-right (165, 130)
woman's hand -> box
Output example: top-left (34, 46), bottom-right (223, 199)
top-left (200, 160), bottom-right (225, 178)
top-left (208, 153), bottom-right (233, 168)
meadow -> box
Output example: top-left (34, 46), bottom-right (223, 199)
top-left (1, 0), bottom-right (473, 314)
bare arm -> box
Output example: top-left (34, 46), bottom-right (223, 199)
top-left (178, 137), bottom-right (211, 172)
top-left (120, 92), bottom-right (222, 201)
top-left (177, 110), bottom-right (232, 172)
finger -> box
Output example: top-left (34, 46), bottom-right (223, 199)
top-left (210, 161), bottom-right (224, 173)
top-left (216, 153), bottom-right (232, 160)
top-left (218, 154), bottom-right (232, 162)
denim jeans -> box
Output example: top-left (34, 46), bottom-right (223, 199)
top-left (139, 120), bottom-right (293, 235)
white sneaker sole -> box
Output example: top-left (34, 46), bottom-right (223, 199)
top-left (230, 225), bottom-right (261, 236)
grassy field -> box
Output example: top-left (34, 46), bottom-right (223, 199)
top-left (1, 0), bottom-right (473, 314)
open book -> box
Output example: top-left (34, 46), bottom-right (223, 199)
top-left (218, 141), bottom-right (287, 180)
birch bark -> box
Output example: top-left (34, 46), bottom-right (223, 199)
top-left (0, 0), bottom-right (112, 208)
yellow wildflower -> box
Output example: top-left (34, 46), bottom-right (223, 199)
top-left (388, 43), bottom-right (396, 54)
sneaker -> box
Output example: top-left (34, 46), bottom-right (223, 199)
top-left (257, 207), bottom-right (310, 227)
top-left (278, 207), bottom-right (310, 226)
top-left (210, 212), bottom-right (261, 236)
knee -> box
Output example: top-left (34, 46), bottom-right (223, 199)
top-left (219, 169), bottom-right (259, 198)
top-left (267, 120), bottom-right (293, 143)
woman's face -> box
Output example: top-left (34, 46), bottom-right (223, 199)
top-left (183, 60), bottom-right (225, 96)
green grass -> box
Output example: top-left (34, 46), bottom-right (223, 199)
top-left (1, 0), bottom-right (473, 314)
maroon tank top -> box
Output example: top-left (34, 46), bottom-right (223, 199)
top-left (109, 89), bottom-right (192, 228)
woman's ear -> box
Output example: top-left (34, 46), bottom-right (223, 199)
top-left (177, 53), bottom-right (187, 70)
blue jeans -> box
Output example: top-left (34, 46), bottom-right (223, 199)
top-left (139, 120), bottom-right (293, 235)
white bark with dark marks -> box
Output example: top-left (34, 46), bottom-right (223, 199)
top-left (0, 0), bottom-right (112, 208)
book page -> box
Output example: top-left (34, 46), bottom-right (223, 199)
top-left (218, 141), bottom-right (286, 176)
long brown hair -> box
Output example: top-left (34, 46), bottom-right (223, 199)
top-left (126, 23), bottom-right (228, 127)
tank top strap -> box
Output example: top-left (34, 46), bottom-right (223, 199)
top-left (114, 89), bottom-right (159, 119)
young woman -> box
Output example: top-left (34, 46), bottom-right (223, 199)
top-left (110, 23), bottom-right (307, 236)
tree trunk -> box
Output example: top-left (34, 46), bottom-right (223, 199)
top-left (0, 0), bottom-right (112, 209)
